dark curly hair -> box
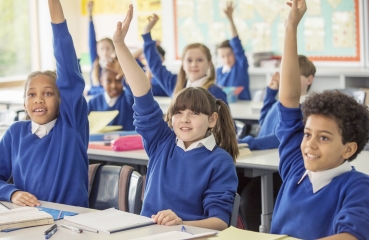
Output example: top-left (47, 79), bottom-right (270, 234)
top-left (302, 90), bottom-right (369, 161)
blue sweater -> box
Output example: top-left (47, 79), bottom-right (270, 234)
top-left (134, 91), bottom-right (238, 225)
top-left (238, 87), bottom-right (280, 150)
top-left (136, 58), bottom-right (168, 97)
top-left (87, 90), bottom-right (135, 131)
top-left (271, 103), bottom-right (369, 239)
top-left (216, 36), bottom-right (250, 100)
top-left (0, 21), bottom-right (89, 207)
top-left (88, 20), bottom-right (104, 96)
top-left (142, 33), bottom-right (228, 104)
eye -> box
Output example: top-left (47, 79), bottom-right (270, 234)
top-left (303, 132), bottom-right (311, 138)
top-left (191, 111), bottom-right (200, 115)
top-left (197, 58), bottom-right (203, 62)
top-left (320, 136), bottom-right (329, 141)
top-left (173, 111), bottom-right (181, 115)
top-left (27, 93), bottom-right (35, 97)
top-left (45, 92), bottom-right (54, 96)
top-left (186, 59), bottom-right (192, 63)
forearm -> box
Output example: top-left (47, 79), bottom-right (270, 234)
top-left (228, 18), bottom-right (238, 38)
top-left (318, 233), bottom-right (357, 240)
top-left (279, 26), bottom-right (300, 108)
top-left (183, 217), bottom-right (228, 231)
top-left (48, 0), bottom-right (65, 24)
top-left (114, 41), bottom-right (150, 97)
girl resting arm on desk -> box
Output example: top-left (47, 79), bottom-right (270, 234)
top-left (112, 5), bottom-right (239, 231)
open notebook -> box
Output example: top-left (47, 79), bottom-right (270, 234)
top-left (64, 208), bottom-right (154, 234)
top-left (0, 207), bottom-right (54, 231)
top-left (88, 110), bottom-right (122, 134)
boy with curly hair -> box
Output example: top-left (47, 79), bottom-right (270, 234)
top-left (271, 0), bottom-right (369, 239)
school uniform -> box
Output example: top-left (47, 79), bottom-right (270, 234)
top-left (136, 58), bottom-right (168, 97)
top-left (216, 36), bottom-right (251, 100)
top-left (135, 90), bottom-right (238, 225)
top-left (87, 88), bottom-right (135, 131)
top-left (88, 19), bottom-right (104, 95)
top-left (271, 102), bottom-right (369, 239)
top-left (142, 33), bottom-right (228, 104)
top-left (0, 21), bottom-right (89, 207)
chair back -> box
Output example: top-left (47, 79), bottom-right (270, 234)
top-left (229, 193), bottom-right (241, 227)
top-left (88, 164), bottom-right (143, 214)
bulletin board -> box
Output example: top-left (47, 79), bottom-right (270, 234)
top-left (173, 0), bottom-right (362, 62)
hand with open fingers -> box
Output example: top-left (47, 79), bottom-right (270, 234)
top-left (143, 14), bottom-right (159, 34)
top-left (268, 71), bottom-right (280, 90)
top-left (11, 191), bottom-right (40, 207)
top-left (152, 209), bottom-right (183, 226)
top-left (106, 60), bottom-right (125, 79)
top-left (113, 4), bottom-right (133, 44)
top-left (223, 1), bottom-right (235, 20)
top-left (285, 0), bottom-right (307, 28)
top-left (87, 1), bottom-right (93, 16)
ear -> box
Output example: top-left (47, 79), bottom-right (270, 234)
top-left (209, 112), bottom-right (218, 128)
top-left (342, 142), bottom-right (358, 160)
top-left (307, 75), bottom-right (314, 86)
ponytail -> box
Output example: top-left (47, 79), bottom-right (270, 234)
top-left (91, 57), bottom-right (101, 86)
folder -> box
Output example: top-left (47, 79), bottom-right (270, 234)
top-left (88, 110), bottom-right (122, 134)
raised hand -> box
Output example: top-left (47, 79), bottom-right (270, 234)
top-left (11, 191), bottom-right (40, 207)
top-left (88, 1), bottom-right (93, 17)
top-left (285, 0), bottom-right (307, 28)
top-left (268, 72), bottom-right (280, 90)
top-left (113, 4), bottom-right (133, 44)
top-left (143, 14), bottom-right (159, 34)
top-left (152, 209), bottom-right (183, 226)
top-left (223, 1), bottom-right (235, 20)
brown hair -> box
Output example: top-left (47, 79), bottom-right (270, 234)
top-left (165, 87), bottom-right (239, 161)
top-left (173, 43), bottom-right (216, 96)
top-left (23, 70), bottom-right (59, 120)
top-left (218, 40), bottom-right (232, 49)
top-left (298, 55), bottom-right (316, 92)
top-left (91, 38), bottom-right (115, 86)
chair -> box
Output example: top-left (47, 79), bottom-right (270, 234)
top-left (331, 88), bottom-right (366, 104)
top-left (88, 164), bottom-right (144, 214)
top-left (229, 193), bottom-right (242, 228)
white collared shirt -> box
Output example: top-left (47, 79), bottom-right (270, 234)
top-left (104, 92), bottom-right (120, 107)
top-left (31, 119), bottom-right (57, 139)
top-left (176, 132), bottom-right (216, 152)
top-left (186, 75), bottom-right (208, 88)
top-left (221, 65), bottom-right (231, 74)
top-left (297, 161), bottom-right (352, 193)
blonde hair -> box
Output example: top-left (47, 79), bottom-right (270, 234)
top-left (173, 43), bottom-right (216, 96)
top-left (91, 38), bottom-right (115, 86)
top-left (23, 70), bottom-right (59, 120)
top-left (165, 87), bottom-right (239, 161)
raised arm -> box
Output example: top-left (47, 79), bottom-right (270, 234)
top-left (48, 0), bottom-right (65, 23)
top-left (279, 0), bottom-right (306, 108)
top-left (113, 5), bottom-right (150, 97)
top-left (259, 72), bottom-right (279, 125)
top-left (88, 1), bottom-right (97, 64)
top-left (224, 1), bottom-right (238, 38)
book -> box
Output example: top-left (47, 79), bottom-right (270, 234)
top-left (89, 130), bottom-right (137, 142)
top-left (88, 110), bottom-right (122, 134)
top-left (0, 207), bottom-right (54, 231)
top-left (64, 208), bottom-right (155, 234)
top-left (238, 143), bottom-right (252, 157)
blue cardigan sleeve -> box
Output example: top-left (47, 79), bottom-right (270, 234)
top-left (52, 21), bottom-right (89, 133)
top-left (275, 103), bottom-right (305, 181)
top-left (229, 36), bottom-right (249, 75)
top-left (88, 19), bottom-right (97, 66)
top-left (238, 134), bottom-right (280, 150)
top-left (142, 33), bottom-right (177, 97)
top-left (259, 87), bottom-right (278, 126)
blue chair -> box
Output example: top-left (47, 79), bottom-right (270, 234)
top-left (88, 164), bottom-right (144, 214)
top-left (230, 193), bottom-right (243, 228)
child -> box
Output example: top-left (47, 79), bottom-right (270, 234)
top-left (142, 14), bottom-right (228, 104)
top-left (113, 5), bottom-right (238, 230)
top-left (239, 55), bottom-right (316, 150)
top-left (216, 2), bottom-right (250, 100)
top-left (0, 0), bottom-right (89, 207)
top-left (87, 68), bottom-right (135, 131)
top-left (272, 0), bottom-right (369, 239)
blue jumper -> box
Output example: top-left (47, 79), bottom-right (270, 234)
top-left (238, 87), bottom-right (280, 150)
top-left (142, 33), bottom-right (228, 104)
top-left (136, 58), bottom-right (168, 97)
top-left (0, 21), bottom-right (89, 207)
top-left (88, 19), bottom-right (104, 95)
top-left (216, 37), bottom-right (250, 100)
top-left (87, 90), bottom-right (135, 131)
top-left (271, 102), bottom-right (369, 239)
top-left (135, 90), bottom-right (238, 225)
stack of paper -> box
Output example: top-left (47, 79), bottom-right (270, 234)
top-left (207, 227), bottom-right (300, 240)
top-left (88, 110), bottom-right (122, 134)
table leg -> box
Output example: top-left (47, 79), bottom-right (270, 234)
top-left (259, 172), bottom-right (273, 233)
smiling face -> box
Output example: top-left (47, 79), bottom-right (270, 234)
top-left (171, 109), bottom-right (217, 148)
top-left (301, 114), bottom-right (355, 172)
top-left (24, 75), bottom-right (60, 125)
top-left (182, 48), bottom-right (210, 82)
top-left (97, 39), bottom-right (115, 62)
top-left (101, 70), bottom-right (123, 98)
top-left (217, 47), bottom-right (235, 68)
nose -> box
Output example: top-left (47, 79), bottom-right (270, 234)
top-left (180, 114), bottom-right (190, 123)
top-left (34, 96), bottom-right (44, 104)
top-left (305, 137), bottom-right (318, 149)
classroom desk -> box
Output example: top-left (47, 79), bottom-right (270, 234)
top-left (87, 148), bottom-right (369, 233)
top-left (0, 201), bottom-right (215, 240)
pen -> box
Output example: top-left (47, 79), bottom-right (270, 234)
top-left (44, 224), bottom-right (57, 235)
top-left (57, 210), bottom-right (63, 219)
top-left (45, 227), bottom-right (57, 239)
top-left (181, 225), bottom-right (193, 235)
top-left (60, 224), bottom-right (83, 233)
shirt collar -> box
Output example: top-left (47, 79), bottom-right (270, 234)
top-left (222, 65), bottom-right (231, 74)
top-left (297, 161), bottom-right (352, 193)
top-left (104, 92), bottom-right (120, 107)
top-left (176, 132), bottom-right (216, 152)
top-left (186, 75), bottom-right (208, 88)
top-left (31, 118), bottom-right (57, 138)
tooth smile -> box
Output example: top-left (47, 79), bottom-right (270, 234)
top-left (306, 153), bottom-right (318, 158)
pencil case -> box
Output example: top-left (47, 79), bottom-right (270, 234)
top-left (111, 135), bottom-right (144, 151)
